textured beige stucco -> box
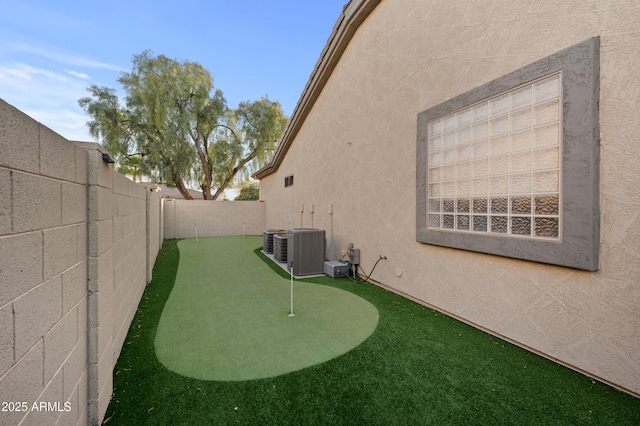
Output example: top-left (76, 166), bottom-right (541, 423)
top-left (163, 199), bottom-right (266, 239)
top-left (259, 0), bottom-right (640, 396)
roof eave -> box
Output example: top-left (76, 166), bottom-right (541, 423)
top-left (252, 0), bottom-right (382, 180)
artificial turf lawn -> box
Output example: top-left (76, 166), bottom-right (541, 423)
top-left (103, 238), bottom-right (640, 425)
top-left (154, 237), bottom-right (378, 381)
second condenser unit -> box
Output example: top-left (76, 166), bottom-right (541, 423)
top-left (263, 229), bottom-right (285, 254)
top-left (273, 233), bottom-right (288, 263)
top-left (287, 228), bottom-right (325, 276)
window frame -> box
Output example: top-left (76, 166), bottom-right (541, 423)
top-left (416, 37), bottom-right (600, 271)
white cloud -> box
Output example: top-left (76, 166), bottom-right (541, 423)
top-left (5, 41), bottom-right (125, 72)
top-left (0, 62), bottom-right (96, 141)
top-left (0, 63), bottom-right (78, 98)
top-left (68, 70), bottom-right (90, 79)
top-left (23, 107), bottom-right (95, 142)
top-left (0, 63), bottom-right (68, 82)
top-left (0, 66), bottom-right (30, 81)
top-left (0, 42), bottom-right (121, 142)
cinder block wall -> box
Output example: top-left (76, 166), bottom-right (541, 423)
top-left (163, 199), bottom-right (266, 239)
top-left (0, 99), bottom-right (162, 425)
top-left (147, 193), bottom-right (163, 282)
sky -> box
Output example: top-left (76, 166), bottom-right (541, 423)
top-left (0, 0), bottom-right (348, 142)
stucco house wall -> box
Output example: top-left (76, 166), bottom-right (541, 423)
top-left (0, 99), bottom-right (162, 425)
top-left (257, 0), bottom-right (640, 397)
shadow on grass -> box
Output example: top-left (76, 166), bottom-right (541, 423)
top-left (103, 239), bottom-right (640, 425)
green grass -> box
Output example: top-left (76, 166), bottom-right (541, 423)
top-left (103, 238), bottom-right (640, 425)
top-left (154, 237), bottom-right (378, 381)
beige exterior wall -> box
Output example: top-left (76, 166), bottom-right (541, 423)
top-left (163, 199), bottom-right (266, 239)
top-left (259, 0), bottom-right (640, 396)
top-left (0, 99), bottom-right (162, 425)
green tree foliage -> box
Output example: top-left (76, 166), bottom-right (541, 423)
top-left (116, 154), bottom-right (144, 183)
top-left (235, 181), bottom-right (260, 201)
top-left (79, 85), bottom-right (131, 155)
top-left (210, 96), bottom-right (287, 199)
top-left (79, 51), bottom-right (286, 200)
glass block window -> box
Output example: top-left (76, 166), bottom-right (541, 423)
top-left (426, 74), bottom-right (561, 240)
top-left (416, 37), bottom-right (600, 271)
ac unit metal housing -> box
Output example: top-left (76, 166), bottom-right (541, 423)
top-left (287, 228), bottom-right (325, 276)
top-left (263, 229), bottom-right (285, 254)
top-left (273, 233), bottom-right (288, 263)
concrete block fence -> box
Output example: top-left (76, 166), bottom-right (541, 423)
top-left (0, 99), bottom-right (163, 425)
top-left (163, 198), bottom-right (266, 239)
top-left (0, 99), bottom-right (266, 425)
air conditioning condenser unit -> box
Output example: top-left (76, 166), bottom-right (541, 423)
top-left (287, 228), bottom-right (325, 276)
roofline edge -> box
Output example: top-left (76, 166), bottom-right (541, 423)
top-left (253, 0), bottom-right (382, 180)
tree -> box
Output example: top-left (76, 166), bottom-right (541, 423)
top-left (235, 181), bottom-right (260, 201)
top-left (79, 51), bottom-right (285, 200)
top-left (116, 154), bottom-right (144, 183)
top-left (120, 51), bottom-right (225, 199)
top-left (209, 95), bottom-right (287, 199)
top-left (78, 85), bottom-right (132, 157)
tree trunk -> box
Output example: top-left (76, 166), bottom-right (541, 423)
top-left (195, 142), bottom-right (212, 199)
top-left (211, 150), bottom-right (257, 200)
top-left (173, 173), bottom-right (193, 200)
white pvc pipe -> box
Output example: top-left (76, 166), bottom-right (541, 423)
top-left (194, 224), bottom-right (198, 243)
top-left (289, 266), bottom-right (295, 317)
